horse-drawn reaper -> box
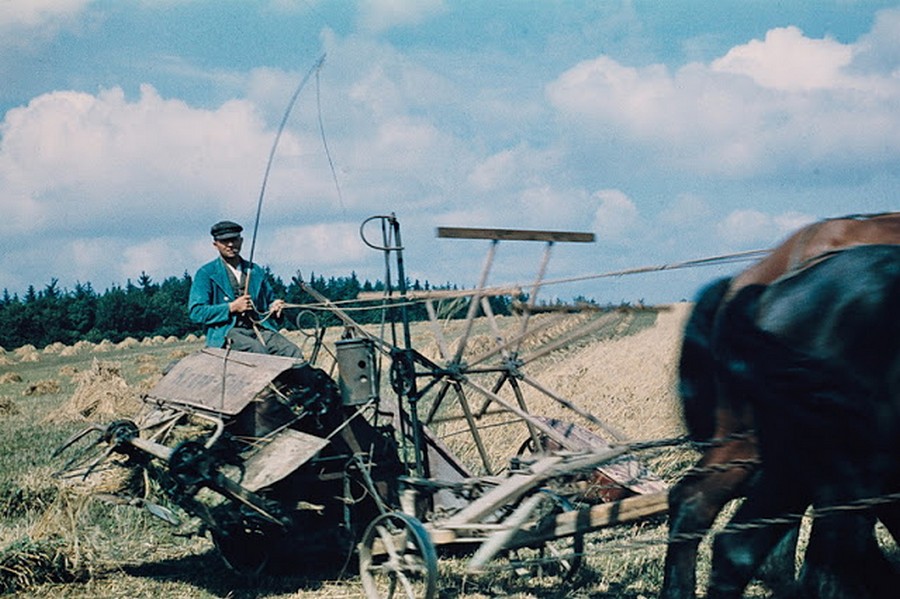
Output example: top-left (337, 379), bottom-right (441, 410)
top-left (53, 215), bottom-right (671, 598)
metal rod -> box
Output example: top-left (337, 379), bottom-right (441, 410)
top-left (451, 239), bottom-right (498, 364)
top-left (514, 241), bottom-right (553, 355)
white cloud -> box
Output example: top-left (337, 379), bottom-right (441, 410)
top-left (712, 26), bottom-right (854, 92)
top-left (468, 144), bottom-right (562, 192)
top-left (0, 0), bottom-right (90, 28)
top-left (0, 84), bottom-right (346, 237)
top-left (592, 189), bottom-right (639, 242)
top-left (716, 209), bottom-right (815, 247)
top-left (659, 193), bottom-right (712, 227)
top-left (546, 23), bottom-right (900, 177)
top-left (717, 209), bottom-right (772, 245)
top-left (263, 222), bottom-right (371, 280)
top-left (357, 0), bottom-right (446, 33)
top-left (839, 7), bottom-right (900, 75)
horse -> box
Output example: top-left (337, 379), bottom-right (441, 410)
top-left (706, 244), bottom-right (900, 598)
top-left (661, 212), bottom-right (900, 599)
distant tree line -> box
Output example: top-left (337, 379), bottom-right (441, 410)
top-left (0, 270), bottom-right (514, 351)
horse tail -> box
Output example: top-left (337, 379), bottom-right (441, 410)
top-left (678, 277), bottom-right (732, 441)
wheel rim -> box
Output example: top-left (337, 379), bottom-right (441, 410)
top-left (359, 512), bottom-right (438, 599)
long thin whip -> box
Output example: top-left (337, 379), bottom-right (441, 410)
top-left (245, 53), bottom-right (327, 293)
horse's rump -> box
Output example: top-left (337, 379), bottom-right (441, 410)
top-left (716, 245), bottom-right (900, 483)
top-left (729, 211), bottom-right (900, 297)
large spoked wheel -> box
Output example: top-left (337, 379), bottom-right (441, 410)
top-left (359, 511), bottom-right (438, 599)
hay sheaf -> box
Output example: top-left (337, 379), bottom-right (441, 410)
top-left (116, 337), bottom-right (139, 349)
top-left (0, 372), bottom-right (23, 384)
top-left (44, 360), bottom-right (141, 423)
top-left (58, 365), bottom-right (79, 377)
top-left (92, 339), bottom-right (115, 353)
top-left (42, 342), bottom-right (66, 355)
top-left (23, 379), bottom-right (61, 396)
top-left (18, 352), bottom-right (39, 363)
top-left (74, 340), bottom-right (94, 352)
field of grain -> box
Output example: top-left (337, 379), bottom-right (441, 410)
top-left (0, 304), bottom-right (799, 598)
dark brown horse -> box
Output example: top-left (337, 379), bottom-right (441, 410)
top-left (707, 244), bottom-right (900, 598)
top-left (660, 212), bottom-right (900, 599)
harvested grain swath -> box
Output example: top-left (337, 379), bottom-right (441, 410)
top-left (44, 360), bottom-right (141, 423)
top-left (0, 535), bottom-right (82, 594)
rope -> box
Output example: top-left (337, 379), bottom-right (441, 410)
top-left (271, 248), bottom-right (770, 317)
top-left (316, 65), bottom-right (345, 216)
top-left (246, 53), bottom-right (326, 290)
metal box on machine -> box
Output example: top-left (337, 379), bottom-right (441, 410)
top-left (335, 338), bottom-right (379, 405)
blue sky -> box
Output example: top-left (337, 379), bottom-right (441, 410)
top-left (2, 1), bottom-right (899, 305)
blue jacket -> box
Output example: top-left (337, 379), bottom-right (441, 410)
top-left (188, 258), bottom-right (280, 348)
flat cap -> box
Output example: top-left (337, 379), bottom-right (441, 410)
top-left (210, 220), bottom-right (243, 240)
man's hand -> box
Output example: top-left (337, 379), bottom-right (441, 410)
top-left (229, 294), bottom-right (253, 313)
top-left (270, 299), bottom-right (286, 317)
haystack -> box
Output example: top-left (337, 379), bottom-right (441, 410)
top-left (0, 372), bottom-right (23, 384)
top-left (137, 363), bottom-right (158, 376)
top-left (18, 352), bottom-right (39, 363)
top-left (14, 344), bottom-right (37, 357)
top-left (44, 360), bottom-right (140, 423)
top-left (116, 337), bottom-right (139, 349)
top-left (168, 349), bottom-right (190, 361)
top-left (93, 339), bottom-right (114, 353)
top-left (41, 342), bottom-right (66, 355)
top-left (58, 365), bottom-right (79, 378)
top-left (23, 380), bottom-right (61, 396)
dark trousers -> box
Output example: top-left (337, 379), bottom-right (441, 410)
top-left (226, 327), bottom-right (304, 359)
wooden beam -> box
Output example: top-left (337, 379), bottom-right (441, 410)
top-left (507, 491), bottom-right (669, 550)
top-left (437, 227), bottom-right (595, 243)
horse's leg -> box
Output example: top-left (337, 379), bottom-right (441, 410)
top-left (754, 521), bottom-right (800, 595)
top-left (800, 510), bottom-right (898, 599)
top-left (661, 442), bottom-right (756, 599)
top-left (707, 473), bottom-right (804, 599)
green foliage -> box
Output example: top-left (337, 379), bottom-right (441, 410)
top-left (0, 270), bottom-right (514, 350)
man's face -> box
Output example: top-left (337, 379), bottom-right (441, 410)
top-left (214, 236), bottom-right (243, 260)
